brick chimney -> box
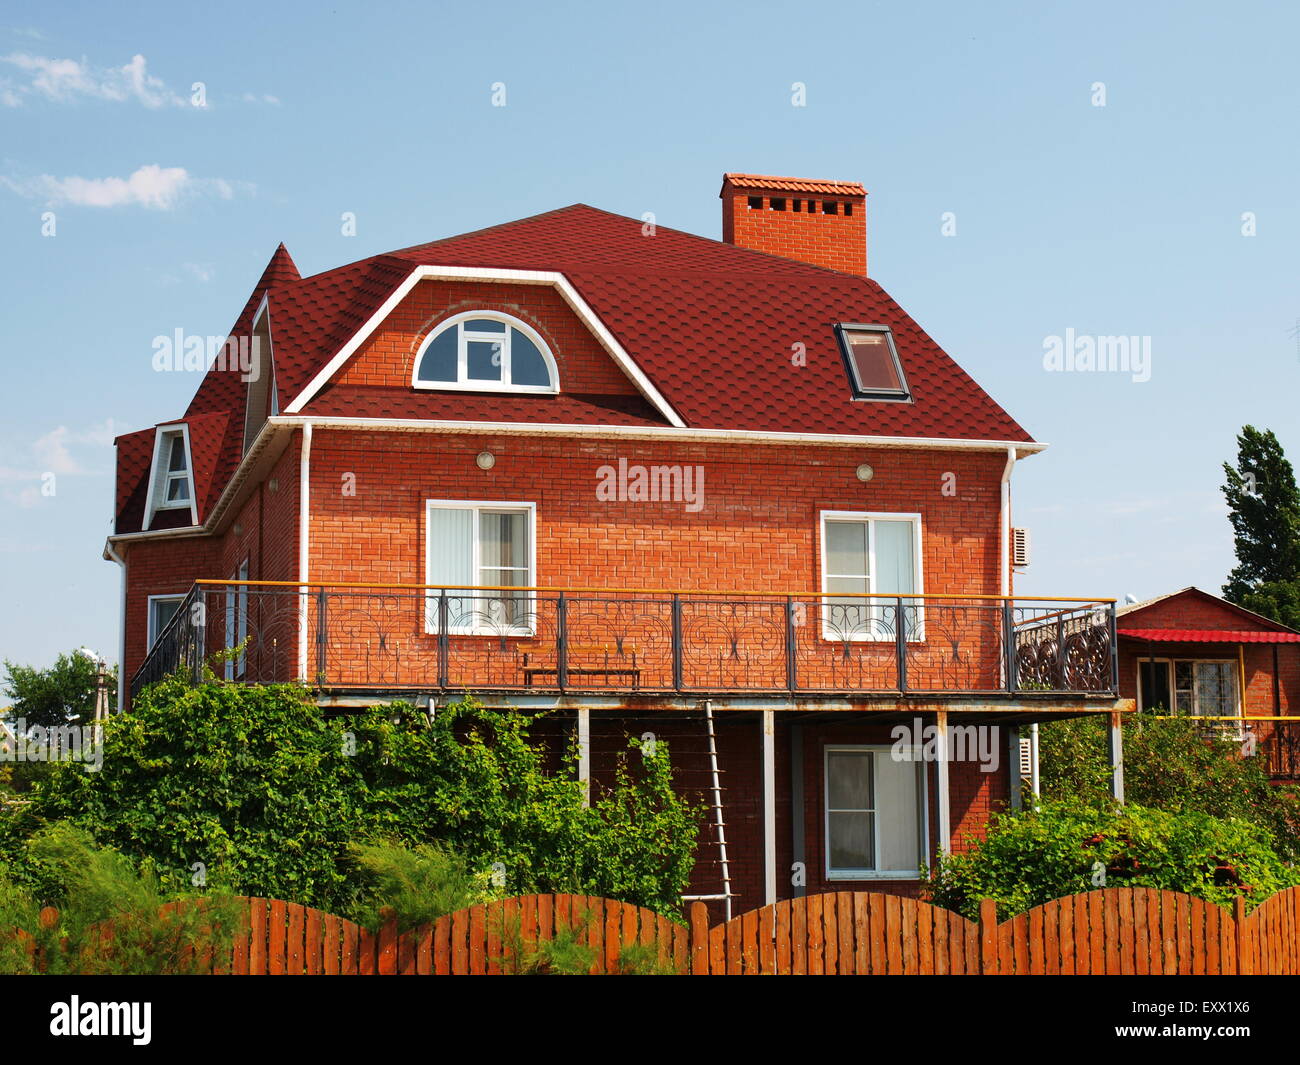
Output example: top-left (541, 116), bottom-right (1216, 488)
top-left (720, 173), bottom-right (868, 276)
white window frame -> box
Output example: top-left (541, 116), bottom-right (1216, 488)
top-left (818, 511), bottom-right (924, 643)
top-left (424, 500), bottom-right (537, 636)
top-left (411, 311), bottom-right (559, 394)
top-left (1137, 656), bottom-right (1240, 716)
top-left (224, 559), bottom-right (249, 680)
top-left (143, 424), bottom-right (197, 528)
top-left (824, 744), bottom-right (930, 881)
top-left (146, 593), bottom-right (186, 649)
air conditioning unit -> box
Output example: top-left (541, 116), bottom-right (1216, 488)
top-left (1012, 527), bottom-right (1031, 567)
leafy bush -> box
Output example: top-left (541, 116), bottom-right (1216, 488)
top-left (924, 798), bottom-right (1300, 920)
top-left (0, 824), bottom-right (242, 975)
top-left (495, 906), bottom-right (680, 975)
top-left (349, 840), bottom-right (494, 931)
top-left (1038, 715), bottom-right (1300, 861)
top-left (11, 677), bottom-right (701, 915)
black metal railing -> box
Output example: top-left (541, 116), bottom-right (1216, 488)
top-left (1260, 720), bottom-right (1300, 780)
top-left (129, 582), bottom-right (1118, 703)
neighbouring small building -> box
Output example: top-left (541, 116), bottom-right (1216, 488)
top-left (1117, 586), bottom-right (1300, 780)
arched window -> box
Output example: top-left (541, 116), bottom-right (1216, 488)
top-left (412, 311), bottom-right (558, 393)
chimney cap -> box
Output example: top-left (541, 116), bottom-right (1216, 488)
top-left (720, 173), bottom-right (867, 197)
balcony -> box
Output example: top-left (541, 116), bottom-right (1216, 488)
top-left (131, 581), bottom-right (1119, 707)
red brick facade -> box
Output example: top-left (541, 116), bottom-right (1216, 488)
top-left (113, 233), bottom-right (1033, 912)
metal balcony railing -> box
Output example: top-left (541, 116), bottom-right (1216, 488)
top-left (129, 581), bottom-right (1119, 703)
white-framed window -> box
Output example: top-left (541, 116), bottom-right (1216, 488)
top-left (825, 745), bottom-right (928, 880)
top-left (425, 501), bottom-right (536, 635)
top-left (224, 559), bottom-right (249, 680)
top-left (145, 425), bottom-right (196, 528)
top-left (1138, 657), bottom-right (1239, 716)
top-left (146, 594), bottom-right (185, 649)
top-left (412, 311), bottom-right (559, 393)
top-left (819, 511), bottom-right (923, 641)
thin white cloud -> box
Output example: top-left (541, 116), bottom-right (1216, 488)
top-left (0, 421), bottom-right (115, 508)
top-left (1, 51), bottom-right (279, 109)
top-left (1, 52), bottom-right (184, 107)
top-left (0, 164), bottom-right (252, 210)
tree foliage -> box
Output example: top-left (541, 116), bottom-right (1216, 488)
top-left (925, 799), bottom-right (1300, 920)
top-left (1037, 715), bottom-right (1300, 862)
top-left (0, 823), bottom-right (242, 975)
top-left (1221, 425), bottom-right (1300, 627)
top-left (2, 651), bottom-right (116, 729)
top-left (5, 677), bottom-right (701, 917)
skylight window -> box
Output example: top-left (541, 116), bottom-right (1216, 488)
top-left (413, 311), bottom-right (558, 393)
top-left (834, 324), bottom-right (910, 401)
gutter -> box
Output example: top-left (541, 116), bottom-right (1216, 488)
top-left (296, 421), bottom-right (313, 681)
top-left (104, 540), bottom-right (127, 713)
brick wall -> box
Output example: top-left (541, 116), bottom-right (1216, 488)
top-left (721, 183), bottom-right (867, 276)
top-left (336, 279), bottom-right (639, 396)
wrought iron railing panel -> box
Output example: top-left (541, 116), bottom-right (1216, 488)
top-left (129, 583), bottom-right (1119, 701)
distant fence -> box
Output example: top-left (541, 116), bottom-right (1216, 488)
top-left (21, 887), bottom-right (1300, 974)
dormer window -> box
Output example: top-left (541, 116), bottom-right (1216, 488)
top-left (145, 425), bottom-right (196, 528)
top-left (412, 311), bottom-right (558, 393)
top-left (834, 324), bottom-right (910, 402)
top-left (163, 435), bottom-right (191, 505)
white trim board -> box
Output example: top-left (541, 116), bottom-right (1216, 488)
top-left (283, 265), bottom-right (686, 428)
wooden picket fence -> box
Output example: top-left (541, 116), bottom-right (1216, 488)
top-left (19, 887), bottom-right (1300, 974)
top-left (219, 894), bottom-right (688, 974)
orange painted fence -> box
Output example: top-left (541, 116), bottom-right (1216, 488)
top-left (219, 894), bottom-right (688, 975)
top-left (195, 887), bottom-right (1300, 974)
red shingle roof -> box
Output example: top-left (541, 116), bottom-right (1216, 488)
top-left (115, 204), bottom-right (1035, 533)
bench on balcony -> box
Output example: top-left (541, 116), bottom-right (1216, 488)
top-left (520, 643), bottom-right (640, 687)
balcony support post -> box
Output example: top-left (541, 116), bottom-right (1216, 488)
top-left (577, 706), bottom-right (590, 807)
top-left (437, 590), bottom-right (449, 689)
top-left (557, 593), bottom-right (568, 690)
top-left (935, 710), bottom-right (951, 857)
top-left (1109, 602), bottom-right (1120, 695)
top-left (785, 596), bottom-right (798, 692)
top-left (1107, 711), bottom-right (1125, 803)
top-left (315, 588), bottom-right (328, 686)
top-left (192, 587), bottom-right (205, 686)
top-left (1002, 600), bottom-right (1016, 693)
top-left (895, 597), bottom-right (907, 692)
top-left (762, 709), bottom-right (776, 906)
top-left (671, 594), bottom-right (683, 692)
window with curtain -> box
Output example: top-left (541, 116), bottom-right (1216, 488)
top-left (426, 502), bottom-right (534, 634)
top-left (825, 746), bottom-right (926, 878)
top-left (820, 512), bottom-right (921, 641)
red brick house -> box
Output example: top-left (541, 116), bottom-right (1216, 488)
top-left (105, 173), bottom-right (1125, 916)
top-left (1117, 586), bottom-right (1300, 780)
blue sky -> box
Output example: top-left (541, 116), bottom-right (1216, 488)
top-left (1, 0), bottom-right (1297, 669)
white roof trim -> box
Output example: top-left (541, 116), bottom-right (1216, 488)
top-left (267, 414), bottom-right (1047, 453)
top-left (283, 265), bottom-right (687, 428)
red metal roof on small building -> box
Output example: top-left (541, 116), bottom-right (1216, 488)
top-left (1117, 628), bottom-right (1300, 644)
